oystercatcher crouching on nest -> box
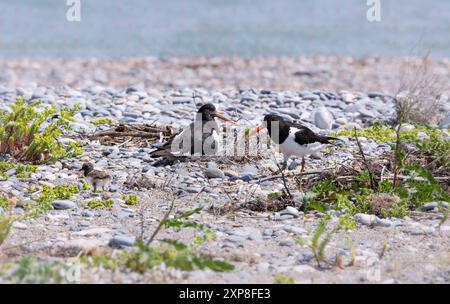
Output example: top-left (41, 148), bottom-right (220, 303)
top-left (246, 114), bottom-right (338, 172)
top-left (150, 103), bottom-right (238, 158)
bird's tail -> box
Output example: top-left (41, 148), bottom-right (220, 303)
top-left (319, 135), bottom-right (342, 145)
top-left (150, 147), bottom-right (172, 158)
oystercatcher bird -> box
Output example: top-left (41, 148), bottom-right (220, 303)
top-left (246, 114), bottom-right (338, 172)
top-left (150, 103), bottom-right (237, 157)
top-left (80, 162), bottom-right (112, 192)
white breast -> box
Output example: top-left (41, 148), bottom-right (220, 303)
top-left (277, 128), bottom-right (324, 159)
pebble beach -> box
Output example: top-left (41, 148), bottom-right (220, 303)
top-left (0, 56), bottom-right (449, 284)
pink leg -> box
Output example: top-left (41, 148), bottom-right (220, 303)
top-left (300, 157), bottom-right (306, 173)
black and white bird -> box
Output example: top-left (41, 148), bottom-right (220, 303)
top-left (80, 162), bottom-right (112, 192)
top-left (246, 114), bottom-right (338, 172)
top-left (150, 103), bottom-right (237, 157)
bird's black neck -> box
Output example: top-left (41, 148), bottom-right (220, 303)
top-left (267, 120), bottom-right (290, 144)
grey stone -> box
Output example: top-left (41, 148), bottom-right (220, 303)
top-left (422, 202), bottom-right (438, 211)
top-left (374, 218), bottom-right (393, 227)
top-left (225, 235), bottom-right (246, 243)
top-left (284, 226), bottom-right (307, 235)
top-left (205, 167), bottom-right (225, 179)
top-left (263, 229), bottom-right (273, 237)
top-left (281, 206), bottom-right (300, 218)
top-left (278, 240), bottom-right (294, 247)
top-left (355, 213), bottom-right (376, 226)
top-left (109, 235), bottom-right (136, 248)
top-left (52, 200), bottom-right (76, 210)
top-left (438, 112), bottom-right (450, 129)
top-left (313, 107), bottom-right (333, 129)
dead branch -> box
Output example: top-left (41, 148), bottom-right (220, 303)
top-left (353, 128), bottom-right (376, 190)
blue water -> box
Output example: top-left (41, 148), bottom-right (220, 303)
top-left (0, 0), bottom-right (448, 58)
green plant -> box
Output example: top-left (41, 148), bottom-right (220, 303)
top-left (338, 213), bottom-right (357, 231)
top-left (125, 205), bottom-right (233, 273)
top-left (0, 161), bottom-right (38, 179)
top-left (87, 198), bottom-right (114, 209)
top-left (3, 257), bottom-right (79, 284)
top-left (304, 180), bottom-right (372, 216)
top-left (274, 274), bottom-right (296, 284)
top-left (294, 217), bottom-right (339, 268)
top-left (330, 123), bottom-right (395, 143)
top-left (82, 182), bottom-right (91, 191)
top-left (0, 212), bottom-right (14, 247)
top-left (79, 254), bottom-right (119, 271)
top-left (125, 240), bottom-right (233, 273)
top-left (28, 184), bottom-right (80, 214)
top-left (394, 165), bottom-right (450, 208)
top-left (1, 207), bottom-right (40, 247)
top-left (123, 194), bottom-right (140, 206)
top-left (0, 98), bottom-right (82, 162)
top-left (90, 118), bottom-right (115, 126)
top-left (15, 164), bottom-right (38, 178)
top-left (332, 124), bottom-right (449, 167)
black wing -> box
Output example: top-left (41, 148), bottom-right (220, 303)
top-left (290, 122), bottom-right (337, 145)
top-left (150, 127), bottom-right (186, 157)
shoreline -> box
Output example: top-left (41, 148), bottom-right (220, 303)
top-left (1, 56), bottom-right (449, 94)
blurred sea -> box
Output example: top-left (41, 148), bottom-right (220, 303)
top-left (0, 0), bottom-right (448, 58)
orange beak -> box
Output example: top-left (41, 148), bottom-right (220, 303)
top-left (213, 112), bottom-right (239, 125)
top-left (245, 124), bottom-right (266, 138)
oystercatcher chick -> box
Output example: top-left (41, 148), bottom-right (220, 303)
top-left (80, 162), bottom-right (112, 192)
top-left (150, 103), bottom-right (237, 157)
top-left (246, 114), bottom-right (338, 172)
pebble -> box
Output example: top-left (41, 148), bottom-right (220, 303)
top-left (438, 112), bottom-right (450, 129)
top-left (421, 202), bottom-right (438, 211)
top-left (52, 200), bottom-right (77, 210)
top-left (313, 107), bottom-right (333, 129)
top-left (225, 235), bottom-right (246, 243)
top-left (109, 235), bottom-right (136, 248)
top-left (205, 167), bottom-right (225, 179)
top-left (281, 206), bottom-right (300, 218)
top-left (355, 213), bottom-right (376, 226)
top-left (278, 240), bottom-right (294, 247)
top-left (374, 218), bottom-right (393, 227)
top-left (263, 229), bottom-right (273, 237)
top-left (293, 265), bottom-right (316, 274)
top-left (283, 226), bottom-right (307, 235)
top-left (12, 222), bottom-right (28, 230)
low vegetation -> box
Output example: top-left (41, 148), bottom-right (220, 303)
top-left (90, 118), bottom-right (116, 126)
top-left (86, 198), bottom-right (114, 209)
top-left (274, 274), bottom-right (296, 284)
top-left (0, 161), bottom-right (37, 179)
top-left (309, 123), bottom-right (449, 219)
top-left (2, 257), bottom-right (78, 284)
top-left (82, 205), bottom-right (234, 275)
top-left (123, 194), bottom-right (140, 206)
top-left (0, 98), bottom-right (83, 163)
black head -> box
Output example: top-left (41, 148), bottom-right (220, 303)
top-left (197, 103), bottom-right (217, 121)
top-left (196, 103), bottom-right (237, 125)
top-left (262, 114), bottom-right (290, 143)
top-left (263, 114), bottom-right (286, 127)
top-left (80, 162), bottom-right (94, 176)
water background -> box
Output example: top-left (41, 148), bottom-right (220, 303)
top-left (0, 0), bottom-right (448, 58)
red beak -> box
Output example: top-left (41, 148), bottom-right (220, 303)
top-left (213, 112), bottom-right (239, 125)
top-left (245, 124), bottom-right (266, 138)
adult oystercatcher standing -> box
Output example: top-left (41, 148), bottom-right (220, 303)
top-left (246, 114), bottom-right (338, 172)
top-left (151, 103), bottom-right (238, 157)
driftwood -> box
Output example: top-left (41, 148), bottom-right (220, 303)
top-left (88, 123), bottom-right (173, 147)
